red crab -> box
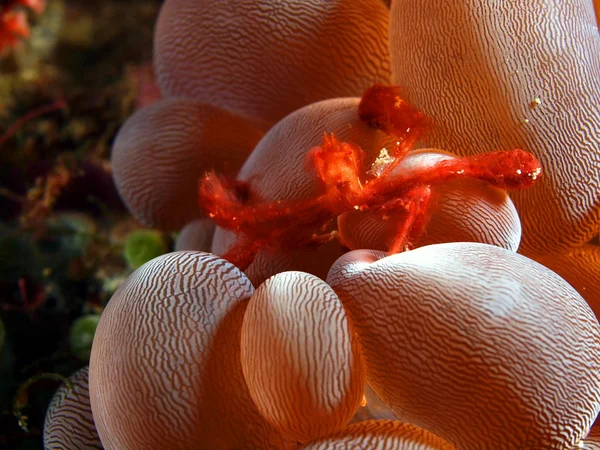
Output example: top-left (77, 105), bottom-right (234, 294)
top-left (198, 84), bottom-right (542, 270)
top-left (0, 0), bottom-right (45, 53)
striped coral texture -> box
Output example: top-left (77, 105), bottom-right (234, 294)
top-left (241, 271), bottom-right (365, 443)
top-left (43, 366), bottom-right (102, 450)
top-left (389, 0), bottom-right (600, 255)
top-left (327, 243), bottom-right (600, 449)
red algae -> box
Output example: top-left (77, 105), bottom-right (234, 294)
top-left (199, 85), bottom-right (542, 270)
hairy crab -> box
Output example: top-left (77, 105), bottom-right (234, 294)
top-left (199, 85), bottom-right (542, 270)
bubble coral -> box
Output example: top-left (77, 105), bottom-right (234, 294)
top-left (336, 149), bottom-right (523, 253)
top-left (582, 423), bottom-right (600, 448)
top-left (300, 420), bottom-right (455, 450)
top-left (89, 252), bottom-right (291, 449)
top-left (154, 0), bottom-right (391, 128)
top-left (327, 243), bottom-right (600, 449)
top-left (174, 218), bottom-right (215, 252)
top-left (201, 85), bottom-right (541, 275)
top-left (533, 245), bottom-right (600, 319)
top-left (111, 98), bottom-right (263, 230)
top-left (388, 0), bottom-right (600, 256)
top-left (43, 367), bottom-right (102, 450)
top-left (86, 0), bottom-right (600, 449)
top-left (241, 271), bottom-right (365, 443)
top-left (209, 96), bottom-right (396, 285)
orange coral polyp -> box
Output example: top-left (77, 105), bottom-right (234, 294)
top-left (0, 11), bottom-right (28, 49)
top-left (0, 0), bottom-right (45, 52)
top-left (20, 0), bottom-right (45, 14)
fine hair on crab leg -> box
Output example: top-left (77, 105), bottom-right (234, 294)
top-left (387, 186), bottom-right (433, 254)
top-left (358, 85), bottom-right (542, 191)
top-left (220, 238), bottom-right (266, 271)
top-left (200, 171), bottom-right (336, 235)
top-left (199, 85), bottom-right (542, 269)
top-left (371, 148), bottom-right (542, 199)
top-left (199, 137), bottom-right (542, 268)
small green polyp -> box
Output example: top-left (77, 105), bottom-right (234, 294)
top-left (123, 229), bottom-right (168, 270)
top-left (69, 314), bottom-right (101, 361)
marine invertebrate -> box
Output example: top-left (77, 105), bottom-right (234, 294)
top-left (582, 423), bottom-right (600, 448)
top-left (389, 0), bottom-right (600, 255)
top-left (327, 243), bottom-right (600, 449)
top-left (337, 149), bottom-right (523, 252)
top-left (87, 1), bottom-right (600, 449)
top-left (532, 244), bottom-right (600, 318)
top-left (111, 97), bottom-right (263, 230)
top-left (241, 271), bottom-right (365, 442)
top-left (209, 97), bottom-right (394, 286)
top-left (174, 218), bottom-right (215, 252)
top-left (154, 0), bottom-right (391, 128)
top-left (89, 251), bottom-right (291, 449)
top-left (43, 367), bottom-right (102, 450)
top-left (200, 86), bottom-right (541, 270)
top-left (300, 420), bottom-right (454, 449)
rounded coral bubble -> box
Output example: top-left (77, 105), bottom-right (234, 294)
top-left (174, 219), bottom-right (215, 252)
top-left (43, 366), bottom-right (102, 450)
top-left (89, 251), bottom-right (290, 449)
top-left (300, 420), bottom-right (454, 450)
top-left (154, 0), bottom-right (391, 127)
top-left (327, 243), bottom-right (600, 449)
top-left (581, 423), bottom-right (600, 449)
top-left (532, 244), bottom-right (600, 319)
top-left (389, 0), bottom-right (600, 255)
top-left (111, 98), bottom-right (262, 231)
top-left (241, 271), bottom-right (365, 443)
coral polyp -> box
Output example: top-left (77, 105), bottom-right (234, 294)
top-left (198, 85), bottom-right (542, 269)
top-left (0, 0), bottom-right (44, 52)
